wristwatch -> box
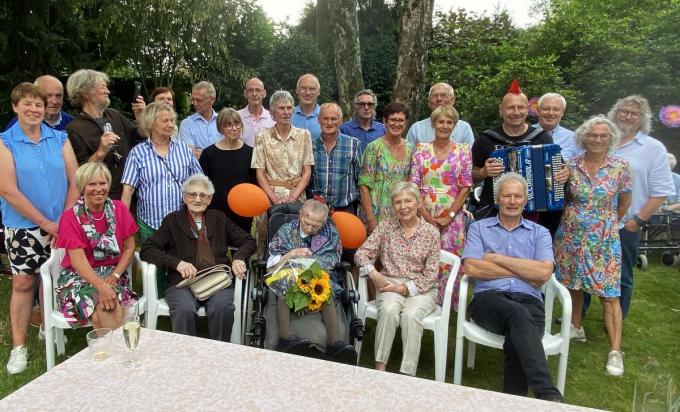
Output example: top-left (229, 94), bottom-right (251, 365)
top-left (632, 215), bottom-right (648, 227)
top-left (448, 210), bottom-right (456, 219)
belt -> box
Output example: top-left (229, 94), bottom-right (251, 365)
top-left (267, 178), bottom-right (301, 189)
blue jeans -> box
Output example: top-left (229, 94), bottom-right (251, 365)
top-left (583, 227), bottom-right (639, 318)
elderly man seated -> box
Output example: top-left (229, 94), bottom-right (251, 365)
top-left (462, 173), bottom-right (564, 402)
top-left (267, 199), bottom-right (356, 363)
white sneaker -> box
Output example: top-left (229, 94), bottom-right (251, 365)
top-left (606, 351), bottom-right (625, 376)
top-left (570, 325), bottom-right (587, 342)
top-left (6, 346), bottom-right (28, 375)
top-left (38, 328), bottom-right (68, 344)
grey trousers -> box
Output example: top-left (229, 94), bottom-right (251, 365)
top-left (164, 284), bottom-right (235, 342)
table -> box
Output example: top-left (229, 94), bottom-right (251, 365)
top-left (1, 328), bottom-right (599, 411)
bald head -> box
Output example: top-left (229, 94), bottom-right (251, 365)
top-left (296, 74), bottom-right (320, 107)
top-left (499, 93), bottom-right (529, 130)
top-left (244, 77), bottom-right (266, 107)
top-left (34, 75), bottom-right (64, 120)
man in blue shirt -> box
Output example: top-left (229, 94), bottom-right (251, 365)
top-left (178, 81), bottom-right (222, 158)
top-left (406, 82), bottom-right (474, 146)
top-left (4, 75), bottom-right (73, 132)
top-left (462, 173), bottom-right (563, 402)
top-left (534, 93), bottom-right (581, 160)
top-left (291, 73), bottom-right (322, 140)
top-left (339, 89), bottom-right (386, 151)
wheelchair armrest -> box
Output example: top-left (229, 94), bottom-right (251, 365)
top-left (335, 261), bottom-right (351, 272)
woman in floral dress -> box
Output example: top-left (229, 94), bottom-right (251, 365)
top-left (359, 102), bottom-right (414, 233)
top-left (410, 106), bottom-right (472, 308)
top-left (553, 116), bottom-right (632, 376)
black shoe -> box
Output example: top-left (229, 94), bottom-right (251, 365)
top-left (536, 391), bottom-right (564, 403)
top-left (326, 341), bottom-right (358, 365)
top-left (276, 335), bottom-right (311, 355)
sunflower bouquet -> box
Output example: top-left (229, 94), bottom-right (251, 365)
top-left (265, 258), bottom-right (333, 315)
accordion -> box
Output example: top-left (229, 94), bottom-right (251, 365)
top-left (489, 144), bottom-right (565, 212)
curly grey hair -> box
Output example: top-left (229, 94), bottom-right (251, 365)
top-left (607, 94), bottom-right (653, 134)
top-left (574, 115), bottom-right (621, 152)
top-left (66, 69), bottom-right (109, 108)
top-left (181, 174), bottom-right (215, 195)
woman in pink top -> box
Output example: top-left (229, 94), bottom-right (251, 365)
top-left (56, 162), bottom-right (138, 329)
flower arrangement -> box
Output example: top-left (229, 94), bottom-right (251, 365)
top-left (265, 258), bottom-right (333, 315)
top-left (528, 96), bottom-right (539, 118)
top-left (659, 105), bottom-right (680, 128)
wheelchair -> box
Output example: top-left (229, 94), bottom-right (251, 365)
top-left (246, 203), bottom-right (364, 364)
top-left (637, 208), bottom-right (680, 268)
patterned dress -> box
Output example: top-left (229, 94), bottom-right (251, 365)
top-left (410, 143), bottom-right (472, 307)
top-left (358, 137), bottom-right (414, 223)
top-left (554, 155), bottom-right (632, 297)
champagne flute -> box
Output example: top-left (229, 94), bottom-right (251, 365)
top-left (122, 314), bottom-right (142, 368)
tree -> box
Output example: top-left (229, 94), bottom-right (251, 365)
top-left (328, 0), bottom-right (365, 118)
top-left (393, 0), bottom-right (435, 118)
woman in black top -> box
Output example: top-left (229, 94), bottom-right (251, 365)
top-left (199, 108), bottom-right (257, 233)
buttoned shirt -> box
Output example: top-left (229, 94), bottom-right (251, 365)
top-left (339, 118), bottom-right (387, 151)
top-left (178, 110), bottom-right (222, 149)
top-left (292, 104), bottom-right (321, 140)
top-left (0, 123), bottom-right (69, 228)
top-left (121, 139), bottom-right (203, 229)
top-left (238, 106), bottom-right (275, 147)
top-left (536, 124), bottom-right (582, 160)
top-left (462, 216), bottom-right (554, 301)
top-left (5, 111), bottom-right (74, 132)
top-left (251, 126), bottom-right (314, 183)
top-left (311, 133), bottom-right (363, 208)
top-left (614, 131), bottom-right (675, 222)
top-left (406, 118), bottom-right (474, 146)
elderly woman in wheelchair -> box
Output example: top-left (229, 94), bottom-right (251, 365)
top-left (265, 199), bottom-right (358, 363)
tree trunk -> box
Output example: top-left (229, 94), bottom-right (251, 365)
top-left (393, 0), bottom-right (434, 119)
top-left (327, 0), bottom-right (365, 119)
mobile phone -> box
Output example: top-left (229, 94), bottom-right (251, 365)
top-left (133, 81), bottom-right (142, 102)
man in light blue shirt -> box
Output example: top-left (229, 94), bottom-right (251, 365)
top-left (462, 173), bottom-right (563, 402)
top-left (406, 82), bottom-right (474, 146)
top-left (291, 73), bottom-right (321, 140)
top-left (178, 81), bottom-right (222, 158)
top-left (534, 93), bottom-right (581, 160)
top-left (339, 89), bottom-right (386, 151)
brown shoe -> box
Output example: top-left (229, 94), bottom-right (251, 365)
top-left (30, 304), bottom-right (42, 328)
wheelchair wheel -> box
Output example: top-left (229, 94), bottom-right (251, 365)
top-left (661, 251), bottom-right (679, 267)
top-left (637, 254), bottom-right (648, 270)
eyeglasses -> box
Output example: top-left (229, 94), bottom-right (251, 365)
top-left (298, 87), bottom-right (318, 94)
top-left (246, 88), bottom-right (264, 94)
top-left (355, 102), bottom-right (375, 108)
top-left (617, 109), bottom-right (641, 119)
top-left (387, 118), bottom-right (406, 125)
top-left (223, 122), bottom-right (241, 130)
top-left (185, 192), bottom-right (211, 200)
top-left (430, 93), bottom-right (453, 100)
top-left (190, 96), bottom-right (206, 103)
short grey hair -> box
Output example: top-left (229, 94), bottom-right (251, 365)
top-left (181, 174), bottom-right (215, 195)
top-left (140, 102), bottom-right (176, 136)
top-left (607, 94), bottom-right (653, 134)
top-left (192, 81), bottom-right (216, 98)
top-left (391, 181), bottom-right (421, 204)
top-left (668, 153), bottom-right (677, 170)
top-left (353, 89), bottom-right (377, 105)
top-left (493, 172), bottom-right (529, 203)
top-left (66, 69), bottom-right (109, 108)
top-left (300, 199), bottom-right (329, 219)
top-left (428, 82), bottom-right (454, 98)
top-left (538, 93), bottom-right (566, 110)
top-left (269, 90), bottom-right (294, 109)
top-left (574, 115), bottom-right (620, 152)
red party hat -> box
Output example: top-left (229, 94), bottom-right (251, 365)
top-left (507, 79), bottom-right (522, 94)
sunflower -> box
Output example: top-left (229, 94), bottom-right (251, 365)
top-left (296, 276), bottom-right (311, 293)
top-left (307, 299), bottom-right (323, 312)
top-left (309, 275), bottom-right (332, 304)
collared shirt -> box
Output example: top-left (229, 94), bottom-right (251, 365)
top-left (291, 104), bottom-right (321, 140)
top-left (4, 111), bottom-right (74, 132)
top-left (355, 217), bottom-right (440, 295)
top-left (406, 118), bottom-right (474, 146)
top-left (238, 106), bottom-right (275, 147)
top-left (668, 172), bottom-right (680, 204)
top-left (339, 118), bottom-right (387, 150)
top-left (311, 133), bottom-right (363, 208)
top-left (251, 126), bottom-right (314, 182)
top-left (121, 139), bottom-right (203, 229)
top-left (536, 124), bottom-right (582, 160)
top-left (462, 216), bottom-right (554, 301)
top-left (614, 131), bottom-right (675, 222)
top-left (0, 123), bottom-right (69, 228)
top-left (177, 110), bottom-right (222, 149)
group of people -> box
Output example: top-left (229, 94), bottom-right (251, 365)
top-left (0, 69), bottom-right (676, 404)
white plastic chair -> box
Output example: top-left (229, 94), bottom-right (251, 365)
top-left (453, 274), bottom-right (572, 394)
top-left (40, 249), bottom-right (147, 370)
top-left (356, 250), bottom-right (460, 382)
top-left (142, 261), bottom-right (244, 344)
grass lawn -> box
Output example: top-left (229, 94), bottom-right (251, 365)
top-left (1, 257), bottom-right (679, 411)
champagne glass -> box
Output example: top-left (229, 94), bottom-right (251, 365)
top-left (122, 314), bottom-right (142, 368)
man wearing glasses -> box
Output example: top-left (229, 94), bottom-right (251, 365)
top-left (406, 82), bottom-right (474, 146)
top-left (339, 89), bottom-right (386, 151)
top-left (178, 81), bottom-right (222, 158)
top-left (292, 73), bottom-right (322, 140)
top-left (238, 78), bottom-right (275, 147)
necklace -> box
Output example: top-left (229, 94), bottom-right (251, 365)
top-left (433, 142), bottom-right (451, 156)
top-left (88, 209), bottom-right (105, 221)
top-left (384, 137), bottom-right (404, 150)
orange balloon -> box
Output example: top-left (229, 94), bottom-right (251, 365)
top-left (331, 211), bottom-right (367, 249)
top-left (227, 183), bottom-right (271, 217)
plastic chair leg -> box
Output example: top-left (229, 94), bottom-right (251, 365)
top-left (453, 336), bottom-right (465, 385)
top-left (45, 326), bottom-right (56, 370)
top-left (433, 329), bottom-right (448, 382)
top-left (466, 341), bottom-right (476, 369)
top-left (55, 329), bottom-right (66, 355)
